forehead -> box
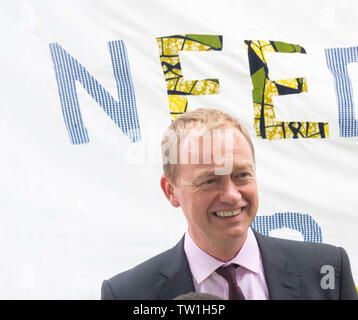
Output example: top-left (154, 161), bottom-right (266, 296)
top-left (177, 127), bottom-right (254, 178)
top-left (181, 126), bottom-right (252, 157)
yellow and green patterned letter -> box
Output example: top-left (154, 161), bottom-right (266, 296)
top-left (245, 40), bottom-right (329, 139)
top-left (157, 34), bottom-right (222, 119)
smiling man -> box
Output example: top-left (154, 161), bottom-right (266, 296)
top-left (101, 108), bottom-right (357, 300)
top-left (162, 123), bottom-right (258, 264)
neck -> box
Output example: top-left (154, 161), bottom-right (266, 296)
top-left (189, 229), bottom-right (248, 262)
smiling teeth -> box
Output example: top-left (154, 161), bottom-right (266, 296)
top-left (215, 208), bottom-right (241, 217)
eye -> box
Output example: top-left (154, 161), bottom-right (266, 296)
top-left (202, 178), bottom-right (217, 185)
top-left (234, 172), bottom-right (250, 179)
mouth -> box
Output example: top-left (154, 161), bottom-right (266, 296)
top-left (213, 208), bottom-right (242, 218)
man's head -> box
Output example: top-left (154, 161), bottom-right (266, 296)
top-left (160, 108), bottom-right (258, 259)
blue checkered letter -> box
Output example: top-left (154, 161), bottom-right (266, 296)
top-left (49, 41), bottom-right (141, 144)
top-left (326, 47), bottom-right (358, 137)
top-left (251, 212), bottom-right (322, 243)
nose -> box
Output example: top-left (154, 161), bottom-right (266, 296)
top-left (218, 178), bottom-right (242, 205)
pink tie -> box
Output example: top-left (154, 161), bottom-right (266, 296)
top-left (216, 264), bottom-right (246, 300)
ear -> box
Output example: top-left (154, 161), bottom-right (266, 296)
top-left (160, 174), bottom-right (180, 207)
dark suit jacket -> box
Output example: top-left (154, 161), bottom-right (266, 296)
top-left (101, 230), bottom-right (357, 300)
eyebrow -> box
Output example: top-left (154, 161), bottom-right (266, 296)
top-left (193, 162), bottom-right (255, 181)
top-left (192, 169), bottom-right (217, 182)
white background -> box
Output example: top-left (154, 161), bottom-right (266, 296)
top-left (0, 0), bottom-right (357, 298)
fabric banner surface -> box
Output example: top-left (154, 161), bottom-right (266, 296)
top-left (1, 0), bottom-right (357, 298)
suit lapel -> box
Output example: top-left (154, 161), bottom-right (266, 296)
top-left (157, 236), bottom-right (195, 299)
top-left (253, 230), bottom-right (300, 300)
top-left (156, 231), bottom-right (301, 299)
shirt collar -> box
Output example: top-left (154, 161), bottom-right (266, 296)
top-left (184, 228), bottom-right (261, 284)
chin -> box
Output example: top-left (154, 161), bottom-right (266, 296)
top-left (221, 228), bottom-right (248, 240)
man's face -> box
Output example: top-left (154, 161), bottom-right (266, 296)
top-left (162, 127), bottom-right (258, 249)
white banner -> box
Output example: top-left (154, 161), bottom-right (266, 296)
top-left (1, 0), bottom-right (357, 298)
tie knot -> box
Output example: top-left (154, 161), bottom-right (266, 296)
top-left (216, 264), bottom-right (238, 284)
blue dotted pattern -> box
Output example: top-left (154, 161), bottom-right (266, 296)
top-left (325, 47), bottom-right (358, 137)
top-left (49, 41), bottom-right (141, 144)
top-left (251, 212), bottom-right (322, 243)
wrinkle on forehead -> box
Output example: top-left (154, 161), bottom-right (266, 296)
top-left (180, 128), bottom-right (253, 162)
top-left (180, 127), bottom-right (237, 162)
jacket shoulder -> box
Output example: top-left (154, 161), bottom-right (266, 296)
top-left (102, 242), bottom-right (181, 300)
top-left (255, 231), bottom-right (343, 265)
top-left (254, 231), bottom-right (357, 299)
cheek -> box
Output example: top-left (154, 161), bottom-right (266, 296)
top-left (185, 190), bottom-right (211, 213)
top-left (174, 190), bottom-right (185, 207)
top-left (175, 189), bottom-right (196, 211)
top-left (248, 184), bottom-right (258, 196)
top-left (243, 184), bottom-right (258, 202)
